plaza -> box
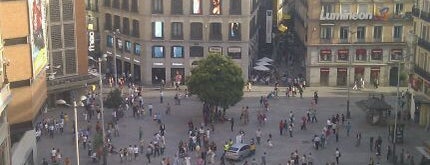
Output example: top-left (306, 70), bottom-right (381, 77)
top-left (36, 85), bottom-right (429, 165)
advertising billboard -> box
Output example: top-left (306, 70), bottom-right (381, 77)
top-left (28, 0), bottom-right (48, 78)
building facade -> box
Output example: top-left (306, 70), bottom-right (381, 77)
top-left (295, 0), bottom-right (414, 87)
top-left (0, 30), bottom-right (12, 165)
top-left (411, 0), bottom-right (430, 130)
top-left (94, 0), bottom-right (261, 85)
top-left (0, 0), bottom-right (48, 164)
top-left (47, 0), bottom-right (98, 106)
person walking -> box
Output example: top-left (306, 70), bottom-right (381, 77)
top-left (356, 132), bottom-right (362, 147)
top-left (160, 90), bottom-right (164, 103)
top-left (308, 152), bottom-right (314, 165)
top-left (335, 148), bottom-right (341, 164)
top-left (230, 117), bottom-right (235, 132)
top-left (279, 120), bottom-right (284, 135)
top-left (386, 145), bottom-right (392, 161)
top-left (261, 152), bottom-right (267, 165)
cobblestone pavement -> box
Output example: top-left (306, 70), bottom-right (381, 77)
top-left (37, 86), bottom-right (429, 165)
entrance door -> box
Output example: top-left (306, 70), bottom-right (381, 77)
top-left (389, 67), bottom-right (399, 86)
top-left (370, 67), bottom-right (380, 86)
top-left (171, 68), bottom-right (185, 85)
top-left (354, 67), bottom-right (365, 81)
top-left (134, 64), bottom-right (141, 83)
top-left (116, 59), bottom-right (123, 77)
top-left (337, 68), bottom-right (347, 86)
top-left (320, 68), bottom-right (329, 86)
top-left (152, 68), bottom-right (166, 84)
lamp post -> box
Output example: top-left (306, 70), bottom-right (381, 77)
top-left (55, 97), bottom-right (86, 165)
top-left (346, 30), bottom-right (356, 119)
top-left (89, 55), bottom-right (107, 165)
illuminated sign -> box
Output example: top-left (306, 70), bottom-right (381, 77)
top-left (320, 12), bottom-right (373, 21)
top-left (88, 31), bottom-right (95, 52)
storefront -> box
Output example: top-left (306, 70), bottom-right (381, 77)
top-left (337, 68), bottom-right (347, 86)
top-left (320, 68), bottom-right (329, 86)
top-left (370, 67), bottom-right (380, 86)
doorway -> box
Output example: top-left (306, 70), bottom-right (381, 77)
top-left (171, 68), bottom-right (185, 85)
top-left (337, 68), bottom-right (347, 86)
top-left (389, 67), bottom-right (399, 86)
top-left (152, 68), bottom-right (166, 84)
top-left (320, 68), bottom-right (329, 86)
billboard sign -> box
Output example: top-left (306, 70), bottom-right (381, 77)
top-left (266, 10), bottom-right (273, 43)
top-left (28, 0), bottom-right (48, 78)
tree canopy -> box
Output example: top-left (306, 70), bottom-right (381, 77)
top-left (104, 88), bottom-right (123, 109)
top-left (187, 54), bottom-right (244, 109)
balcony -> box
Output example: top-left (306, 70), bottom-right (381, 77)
top-left (412, 7), bottom-right (430, 22)
top-left (414, 66), bottom-right (430, 82)
top-left (0, 83), bottom-right (12, 114)
top-left (418, 38), bottom-right (430, 52)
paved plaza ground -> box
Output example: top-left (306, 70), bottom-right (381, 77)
top-left (36, 86), bottom-right (430, 165)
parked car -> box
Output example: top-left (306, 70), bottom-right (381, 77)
top-left (225, 143), bottom-right (253, 161)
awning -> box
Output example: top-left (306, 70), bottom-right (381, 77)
top-left (257, 57), bottom-right (274, 62)
top-left (416, 147), bottom-right (430, 159)
top-left (255, 61), bottom-right (272, 66)
top-left (253, 65), bottom-right (270, 71)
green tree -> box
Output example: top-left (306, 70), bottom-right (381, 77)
top-left (104, 88), bottom-right (123, 109)
top-left (187, 54), bottom-right (244, 118)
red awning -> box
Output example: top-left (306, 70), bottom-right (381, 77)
top-left (320, 49), bottom-right (332, 54)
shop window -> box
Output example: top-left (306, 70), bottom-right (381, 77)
top-left (371, 49), bottom-right (383, 60)
top-left (227, 47), bottom-right (241, 59)
top-left (356, 49), bottom-right (367, 61)
top-left (320, 49), bottom-right (332, 62)
top-left (337, 49), bottom-right (349, 61)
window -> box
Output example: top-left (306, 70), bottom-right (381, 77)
top-left (134, 43), bottom-right (141, 55)
top-left (107, 35), bottom-right (113, 47)
top-left (152, 46), bottom-right (165, 58)
top-left (337, 49), bottom-right (349, 61)
top-left (131, 0), bottom-right (138, 12)
top-left (358, 4), bottom-right (368, 13)
top-left (394, 26), bottom-right (403, 39)
top-left (190, 22), bottom-right (203, 40)
top-left (171, 22), bottom-right (183, 40)
top-left (321, 4), bottom-right (333, 15)
top-left (122, 17), bottom-right (129, 35)
top-left (320, 49), bottom-right (332, 61)
top-left (340, 26), bottom-right (349, 40)
top-left (132, 20), bottom-right (140, 37)
top-left (104, 14), bottom-right (112, 30)
top-left (209, 23), bottom-right (222, 41)
top-left (104, 0), bottom-right (111, 7)
top-left (355, 49), bottom-right (367, 61)
top-left (190, 46), bottom-right (204, 57)
top-left (152, 21), bottom-right (164, 39)
top-left (373, 26), bottom-right (382, 40)
top-left (230, 0), bottom-right (241, 15)
top-left (229, 22), bottom-right (241, 41)
top-left (171, 0), bottom-right (183, 14)
top-left (391, 49), bottom-right (402, 60)
top-left (113, 0), bottom-right (119, 9)
top-left (191, 0), bottom-right (202, 14)
top-left (210, 0), bottom-right (222, 15)
top-left (172, 46), bottom-right (184, 58)
top-left (125, 41), bottom-right (132, 52)
top-left (152, 0), bottom-right (163, 14)
top-left (394, 3), bottom-right (404, 15)
top-left (227, 47), bottom-right (241, 59)
top-left (340, 4), bottom-right (351, 14)
top-left (356, 26), bottom-right (365, 41)
top-left (320, 26), bottom-right (332, 39)
top-left (113, 15), bottom-right (120, 30)
top-left (371, 49), bottom-right (383, 60)
top-left (122, 0), bottom-right (129, 11)
top-left (116, 38), bottom-right (123, 52)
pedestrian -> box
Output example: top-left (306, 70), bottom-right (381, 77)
top-left (356, 132), bottom-right (361, 147)
top-left (160, 90), bottom-right (164, 103)
top-left (230, 117), bottom-right (234, 132)
top-left (335, 132), bottom-right (339, 142)
top-left (145, 145), bottom-right (152, 163)
top-left (148, 103), bottom-right (153, 117)
top-left (308, 152), bottom-right (314, 165)
top-left (279, 120), bottom-right (284, 135)
top-left (313, 91), bottom-right (319, 104)
top-left (165, 103), bottom-right (171, 115)
top-left (256, 129), bottom-right (262, 144)
top-left (288, 123), bottom-right (294, 137)
top-left (346, 121), bottom-right (351, 136)
top-left (370, 136), bottom-right (374, 152)
top-left (261, 152), bottom-right (267, 165)
top-left (386, 145), bottom-right (391, 161)
top-left (335, 148), bottom-right (341, 164)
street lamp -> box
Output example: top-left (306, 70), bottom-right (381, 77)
top-left (106, 29), bottom-right (120, 88)
top-left (88, 55), bottom-right (108, 165)
top-left (346, 30), bottom-right (356, 119)
top-left (55, 96), bottom-right (86, 165)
